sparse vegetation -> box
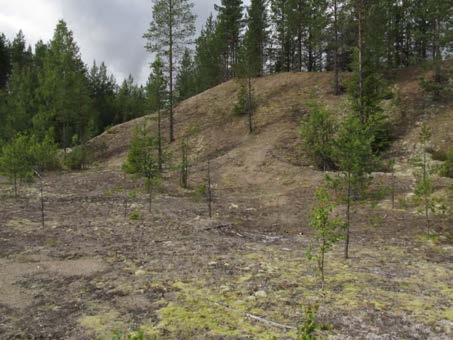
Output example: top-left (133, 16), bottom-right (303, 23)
top-left (307, 186), bottom-right (344, 285)
top-left (412, 123), bottom-right (435, 233)
top-left (0, 1), bottom-right (451, 338)
top-left (297, 305), bottom-right (329, 340)
top-left (439, 149), bottom-right (453, 178)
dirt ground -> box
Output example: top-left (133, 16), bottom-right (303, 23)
top-left (1, 67), bottom-right (452, 339)
top-left (0, 152), bottom-right (451, 339)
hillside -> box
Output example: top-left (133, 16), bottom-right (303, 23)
top-left (0, 67), bottom-right (452, 339)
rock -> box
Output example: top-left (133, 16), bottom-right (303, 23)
top-left (220, 285), bottom-right (230, 293)
top-left (254, 290), bottom-right (267, 298)
top-left (134, 269), bottom-right (146, 277)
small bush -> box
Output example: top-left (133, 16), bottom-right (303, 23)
top-left (430, 149), bottom-right (447, 162)
top-left (297, 304), bottom-right (330, 339)
top-left (129, 210), bottom-right (141, 220)
top-left (64, 145), bottom-right (94, 170)
top-left (233, 81), bottom-right (255, 116)
top-left (439, 150), bottom-right (453, 178)
top-left (192, 183), bottom-right (207, 202)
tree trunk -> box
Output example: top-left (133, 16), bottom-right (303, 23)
top-left (169, 0), bottom-right (175, 143)
top-left (208, 160), bottom-right (212, 218)
top-left (248, 77), bottom-right (253, 134)
top-left (320, 240), bottom-right (325, 287)
top-left (391, 171), bottom-right (395, 209)
top-left (39, 173), bottom-right (45, 228)
top-left (357, 0), bottom-right (364, 123)
top-left (345, 173), bottom-right (351, 259)
top-left (148, 180), bottom-right (152, 213)
top-left (334, 0), bottom-right (340, 95)
top-left (14, 172), bottom-right (17, 199)
top-left (423, 151), bottom-right (430, 233)
top-left (158, 108), bottom-right (163, 172)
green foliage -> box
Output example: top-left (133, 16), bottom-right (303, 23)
top-left (64, 144), bottom-right (94, 170)
top-left (307, 186), bottom-right (344, 284)
top-left (115, 75), bottom-right (146, 124)
top-left (123, 126), bottom-right (159, 182)
top-left (439, 150), bottom-right (453, 178)
top-left (334, 113), bottom-right (376, 196)
top-left (176, 49), bottom-right (196, 102)
top-left (146, 55), bottom-right (168, 113)
top-left (411, 123), bottom-right (435, 232)
top-left (299, 101), bottom-right (337, 171)
top-left (179, 137), bottom-right (189, 189)
top-left (0, 134), bottom-right (34, 186)
top-left (112, 329), bottom-right (154, 340)
top-left (215, 0), bottom-right (244, 78)
top-left (233, 81), bottom-right (249, 116)
top-left (193, 14), bottom-right (223, 93)
top-left (129, 210), bottom-right (141, 221)
top-left (88, 61), bottom-right (117, 131)
top-left (34, 20), bottom-right (95, 147)
top-left (419, 71), bottom-right (452, 101)
top-left (30, 131), bottom-right (59, 171)
top-left (297, 305), bottom-right (329, 340)
top-left (0, 132), bottom-right (60, 194)
top-left (333, 113), bottom-right (376, 258)
top-left (193, 183), bottom-right (207, 202)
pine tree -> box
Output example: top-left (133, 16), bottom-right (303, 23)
top-left (193, 14), bottom-right (223, 92)
top-left (88, 61), bottom-right (117, 131)
top-left (270, 0), bottom-right (291, 72)
top-left (123, 125), bottom-right (161, 212)
top-left (10, 30), bottom-right (32, 70)
top-left (334, 113), bottom-right (376, 259)
top-left (144, 0), bottom-right (196, 143)
top-left (243, 0), bottom-right (268, 76)
top-left (300, 100), bottom-right (337, 171)
top-left (176, 49), bottom-right (196, 101)
top-left (146, 56), bottom-right (168, 172)
top-left (5, 62), bottom-right (36, 137)
top-left (302, 0), bottom-right (329, 72)
top-left (34, 20), bottom-right (94, 148)
top-left (0, 33), bottom-right (11, 89)
top-left (0, 134), bottom-right (33, 197)
top-left (115, 75), bottom-right (145, 124)
top-left (215, 0), bottom-right (244, 79)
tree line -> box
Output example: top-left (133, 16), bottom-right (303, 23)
top-left (0, 21), bottom-right (150, 150)
top-left (172, 0), bottom-right (450, 99)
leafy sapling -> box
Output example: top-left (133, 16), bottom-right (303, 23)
top-left (307, 186), bottom-right (344, 287)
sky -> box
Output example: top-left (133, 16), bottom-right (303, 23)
top-left (0, 0), bottom-right (248, 85)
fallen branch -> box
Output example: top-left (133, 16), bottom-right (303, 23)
top-left (213, 300), bottom-right (295, 330)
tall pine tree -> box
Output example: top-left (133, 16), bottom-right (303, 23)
top-left (144, 0), bottom-right (196, 143)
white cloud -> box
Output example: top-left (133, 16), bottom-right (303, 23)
top-left (0, 0), bottom-right (247, 84)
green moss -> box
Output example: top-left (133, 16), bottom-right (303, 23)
top-left (79, 310), bottom-right (125, 338)
top-left (156, 281), bottom-right (288, 339)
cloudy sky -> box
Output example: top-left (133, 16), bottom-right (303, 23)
top-left (0, 0), bottom-right (249, 84)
